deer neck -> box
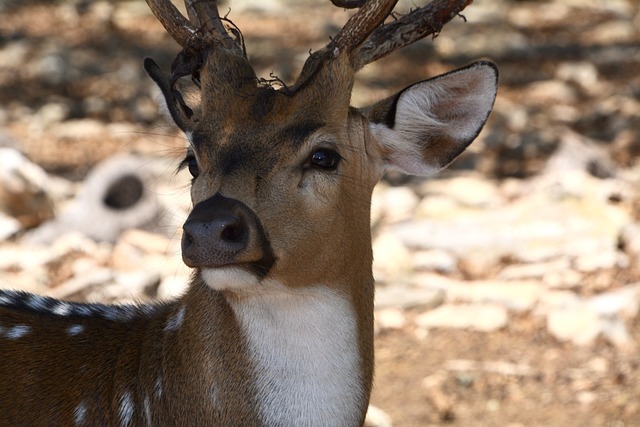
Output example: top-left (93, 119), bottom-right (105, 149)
top-left (172, 273), bottom-right (373, 426)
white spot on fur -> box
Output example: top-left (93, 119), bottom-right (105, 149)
top-left (52, 302), bottom-right (72, 316)
top-left (230, 284), bottom-right (363, 426)
top-left (143, 395), bottom-right (152, 426)
top-left (4, 324), bottom-right (31, 339)
top-left (154, 377), bottom-right (163, 400)
top-left (27, 294), bottom-right (47, 310)
top-left (67, 324), bottom-right (85, 336)
top-left (165, 306), bottom-right (186, 332)
top-left (74, 402), bottom-right (87, 426)
top-left (119, 391), bottom-right (134, 427)
top-left (0, 293), bottom-right (14, 305)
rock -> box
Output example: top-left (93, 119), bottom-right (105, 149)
top-left (372, 232), bottom-right (412, 280)
top-left (620, 222), bottom-right (640, 262)
top-left (574, 250), bottom-right (622, 273)
top-left (0, 213), bottom-right (21, 240)
top-left (375, 284), bottom-right (445, 310)
top-left (527, 80), bottom-right (577, 105)
top-left (25, 154), bottom-right (163, 244)
top-left (157, 275), bottom-right (190, 300)
top-left (537, 290), bottom-right (581, 312)
top-left (392, 172), bottom-right (629, 266)
top-left (587, 283), bottom-right (640, 319)
top-left (49, 232), bottom-right (112, 268)
top-left (412, 249), bottom-right (457, 273)
top-left (416, 303), bottom-right (508, 332)
top-left (446, 280), bottom-right (544, 312)
top-left (48, 268), bottom-right (114, 300)
top-left (375, 307), bottom-right (407, 332)
top-left (119, 229), bottom-right (172, 255)
top-left (546, 304), bottom-right (601, 346)
top-left (410, 272), bottom-right (460, 290)
top-left (414, 194), bottom-right (460, 219)
top-left (417, 174), bottom-right (503, 209)
top-left (0, 148), bottom-right (54, 229)
top-left (555, 62), bottom-right (600, 95)
top-left (51, 119), bottom-right (106, 140)
top-left (422, 372), bottom-right (455, 421)
top-left (445, 359), bottom-right (535, 377)
top-left (114, 270), bottom-right (161, 297)
top-left (543, 269), bottom-right (583, 289)
top-left (497, 258), bottom-right (570, 280)
top-left (364, 405), bottom-right (393, 427)
top-left (27, 42), bottom-right (71, 85)
top-left (600, 317), bottom-right (631, 348)
top-left (30, 103), bottom-right (70, 133)
top-left (543, 131), bottom-right (616, 178)
top-left (372, 186), bottom-right (420, 224)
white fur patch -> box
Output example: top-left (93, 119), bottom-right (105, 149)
top-left (119, 391), bottom-right (134, 427)
top-left (52, 302), bottom-right (73, 316)
top-left (230, 283), bottom-right (364, 426)
top-left (67, 324), bottom-right (85, 336)
top-left (154, 377), bottom-right (163, 400)
top-left (74, 402), bottom-right (87, 426)
top-left (143, 395), bottom-right (152, 427)
top-left (165, 306), bottom-right (186, 332)
top-left (200, 267), bottom-right (261, 291)
top-left (4, 324), bottom-right (31, 339)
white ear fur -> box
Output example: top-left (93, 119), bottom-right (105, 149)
top-left (369, 61), bottom-right (498, 176)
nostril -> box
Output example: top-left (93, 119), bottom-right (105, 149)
top-left (220, 217), bottom-right (246, 243)
top-left (183, 229), bottom-right (194, 245)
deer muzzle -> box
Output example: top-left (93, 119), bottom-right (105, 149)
top-left (182, 193), bottom-right (273, 273)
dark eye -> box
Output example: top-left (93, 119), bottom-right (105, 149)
top-left (308, 148), bottom-right (341, 171)
top-left (179, 155), bottom-right (200, 178)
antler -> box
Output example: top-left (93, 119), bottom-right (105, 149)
top-left (329, 0), bottom-right (398, 57)
top-left (353, 0), bottom-right (474, 69)
top-left (324, 0), bottom-right (473, 69)
top-left (146, 0), bottom-right (196, 47)
top-left (145, 0), bottom-right (243, 55)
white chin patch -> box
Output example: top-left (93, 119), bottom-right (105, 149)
top-left (200, 267), bottom-right (261, 291)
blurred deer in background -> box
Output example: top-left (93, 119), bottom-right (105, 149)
top-left (0, 0), bottom-right (497, 425)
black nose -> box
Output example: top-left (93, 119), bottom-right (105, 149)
top-left (181, 193), bottom-right (271, 269)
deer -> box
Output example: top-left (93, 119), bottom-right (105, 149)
top-left (0, 0), bottom-right (497, 425)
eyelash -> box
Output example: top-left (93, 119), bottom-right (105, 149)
top-left (178, 154), bottom-right (199, 178)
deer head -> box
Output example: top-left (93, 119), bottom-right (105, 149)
top-left (143, 0), bottom-right (496, 291)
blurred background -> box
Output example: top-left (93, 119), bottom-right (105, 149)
top-left (0, 0), bottom-right (639, 425)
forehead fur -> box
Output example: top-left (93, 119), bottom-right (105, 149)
top-left (196, 50), bottom-right (356, 127)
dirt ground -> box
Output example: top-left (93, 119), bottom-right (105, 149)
top-left (1, 1), bottom-right (640, 426)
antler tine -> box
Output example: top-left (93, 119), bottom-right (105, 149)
top-left (147, 0), bottom-right (243, 55)
top-left (145, 0), bottom-right (197, 47)
top-left (185, 0), bottom-right (221, 32)
top-left (184, 0), bottom-right (244, 54)
top-left (329, 0), bottom-right (398, 57)
top-left (353, 0), bottom-right (474, 69)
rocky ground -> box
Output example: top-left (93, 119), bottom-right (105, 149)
top-left (1, 0), bottom-right (640, 426)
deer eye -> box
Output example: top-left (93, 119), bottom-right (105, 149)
top-left (179, 154), bottom-right (200, 178)
top-left (308, 148), bottom-right (341, 171)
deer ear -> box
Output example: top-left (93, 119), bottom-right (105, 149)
top-left (143, 57), bottom-right (198, 132)
top-left (365, 61), bottom-right (498, 176)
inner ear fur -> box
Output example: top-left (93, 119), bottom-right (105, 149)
top-left (363, 61), bottom-right (498, 176)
